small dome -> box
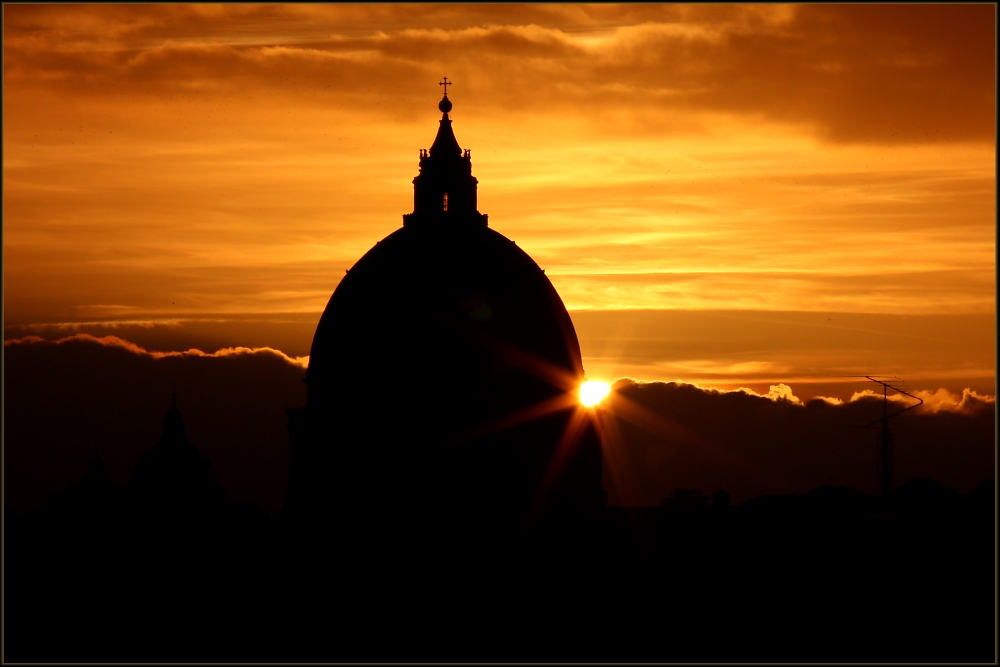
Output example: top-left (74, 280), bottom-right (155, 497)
top-left (131, 400), bottom-right (225, 516)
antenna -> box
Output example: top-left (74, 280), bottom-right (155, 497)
top-left (853, 376), bottom-right (923, 499)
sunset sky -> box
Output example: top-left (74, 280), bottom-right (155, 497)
top-left (4, 4), bottom-right (995, 402)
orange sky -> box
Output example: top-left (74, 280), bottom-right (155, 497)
top-left (4, 4), bottom-right (996, 399)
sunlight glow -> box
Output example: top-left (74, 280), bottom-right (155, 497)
top-left (580, 380), bottom-right (611, 407)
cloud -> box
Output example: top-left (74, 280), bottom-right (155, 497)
top-left (572, 309), bottom-right (995, 403)
top-left (916, 388), bottom-right (995, 415)
top-left (3, 6), bottom-right (992, 328)
top-left (601, 378), bottom-right (995, 506)
top-left (4, 313), bottom-right (322, 359)
top-left (849, 386), bottom-right (996, 416)
top-left (4, 5), bottom-right (993, 143)
top-left (4, 334), bottom-right (307, 514)
top-left (812, 396), bottom-right (843, 406)
top-left (632, 378), bottom-right (805, 405)
top-left (6, 333), bottom-right (309, 368)
top-left (4, 335), bottom-right (993, 516)
top-left (746, 383), bottom-right (802, 405)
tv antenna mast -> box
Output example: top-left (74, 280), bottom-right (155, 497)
top-left (851, 376), bottom-right (924, 499)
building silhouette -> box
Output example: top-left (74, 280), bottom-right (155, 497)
top-left (46, 450), bottom-right (128, 538)
top-left (286, 88), bottom-right (604, 543)
top-left (130, 395), bottom-right (226, 530)
top-left (712, 487), bottom-right (731, 510)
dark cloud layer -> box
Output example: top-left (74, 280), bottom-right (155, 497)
top-left (603, 379), bottom-right (994, 506)
top-left (4, 334), bottom-right (993, 515)
top-left (5, 4), bottom-right (993, 143)
top-left (4, 335), bottom-right (306, 514)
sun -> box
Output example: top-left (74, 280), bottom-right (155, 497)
top-left (579, 380), bottom-right (611, 407)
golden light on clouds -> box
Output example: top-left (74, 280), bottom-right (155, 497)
top-left (3, 4), bottom-right (994, 397)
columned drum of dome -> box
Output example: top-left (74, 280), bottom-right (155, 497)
top-left (287, 88), bottom-right (604, 541)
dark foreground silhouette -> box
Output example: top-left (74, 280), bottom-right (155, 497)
top-left (6, 471), bottom-right (994, 663)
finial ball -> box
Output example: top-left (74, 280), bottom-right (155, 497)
top-left (439, 97), bottom-right (453, 113)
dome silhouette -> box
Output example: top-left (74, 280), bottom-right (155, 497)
top-left (288, 89), bottom-right (603, 538)
top-left (307, 225), bottom-right (581, 413)
top-left (48, 451), bottom-right (128, 533)
top-left (131, 396), bottom-right (226, 520)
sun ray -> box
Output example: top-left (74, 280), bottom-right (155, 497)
top-left (590, 407), bottom-right (634, 507)
top-left (467, 327), bottom-right (582, 392)
top-left (604, 390), bottom-right (705, 448)
top-left (601, 388), bottom-right (786, 492)
top-left (450, 391), bottom-right (579, 446)
top-left (525, 405), bottom-right (592, 526)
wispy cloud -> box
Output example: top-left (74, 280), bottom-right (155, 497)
top-left (5, 333), bottom-right (310, 369)
top-left (848, 387), bottom-right (995, 416)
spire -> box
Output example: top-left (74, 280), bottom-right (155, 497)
top-left (429, 106), bottom-right (461, 158)
top-left (162, 393), bottom-right (187, 446)
top-left (430, 77), bottom-right (460, 158)
top-left (404, 80), bottom-right (487, 229)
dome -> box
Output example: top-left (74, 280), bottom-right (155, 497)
top-left (49, 451), bottom-right (128, 530)
top-left (288, 90), bottom-right (603, 534)
top-left (131, 398), bottom-right (225, 518)
top-left (307, 224), bottom-right (582, 413)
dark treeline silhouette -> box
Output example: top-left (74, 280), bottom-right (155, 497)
top-left (5, 90), bottom-right (995, 662)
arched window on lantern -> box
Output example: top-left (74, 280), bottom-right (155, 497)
top-left (443, 192), bottom-right (449, 211)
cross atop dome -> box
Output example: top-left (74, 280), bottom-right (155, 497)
top-left (438, 76), bottom-right (454, 114)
